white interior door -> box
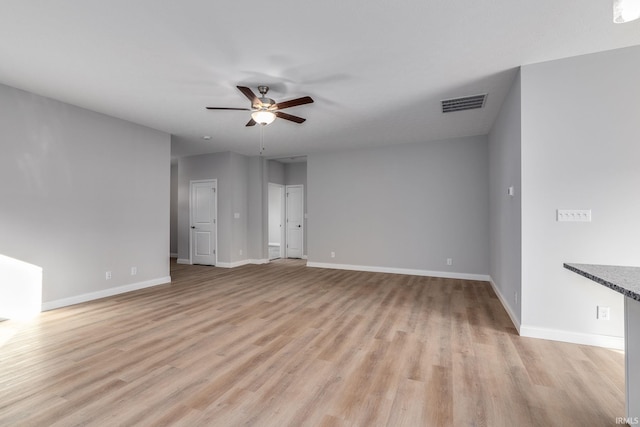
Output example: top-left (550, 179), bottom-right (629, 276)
top-left (190, 180), bottom-right (217, 265)
top-left (286, 185), bottom-right (304, 259)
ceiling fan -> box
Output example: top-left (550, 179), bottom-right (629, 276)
top-left (206, 85), bottom-right (314, 126)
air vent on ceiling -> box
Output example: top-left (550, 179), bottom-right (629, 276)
top-left (441, 93), bottom-right (487, 113)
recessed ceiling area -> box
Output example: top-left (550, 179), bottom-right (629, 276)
top-left (1, 1), bottom-right (639, 159)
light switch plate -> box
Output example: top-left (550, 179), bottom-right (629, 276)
top-left (557, 209), bottom-right (591, 222)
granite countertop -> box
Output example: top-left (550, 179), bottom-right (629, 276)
top-left (564, 263), bottom-right (640, 302)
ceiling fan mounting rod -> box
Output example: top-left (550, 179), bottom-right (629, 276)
top-left (258, 85), bottom-right (269, 96)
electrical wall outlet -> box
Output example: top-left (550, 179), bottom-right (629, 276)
top-left (239, 249), bottom-right (243, 256)
top-left (446, 258), bottom-right (453, 266)
top-left (597, 306), bottom-right (610, 320)
top-left (131, 267), bottom-right (137, 276)
top-left (330, 251), bottom-right (336, 258)
top-left (105, 271), bottom-right (112, 280)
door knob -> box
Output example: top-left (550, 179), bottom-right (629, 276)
top-left (191, 226), bottom-right (195, 229)
top-left (298, 225), bottom-right (301, 228)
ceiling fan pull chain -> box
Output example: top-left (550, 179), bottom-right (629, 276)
top-left (259, 124), bottom-right (265, 155)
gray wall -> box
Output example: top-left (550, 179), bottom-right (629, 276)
top-left (307, 136), bottom-right (489, 276)
top-left (488, 70), bottom-right (522, 326)
top-left (247, 156), bottom-right (268, 261)
top-left (230, 152), bottom-right (249, 262)
top-left (285, 162), bottom-right (307, 186)
top-left (268, 160), bottom-right (285, 185)
top-left (519, 45), bottom-right (640, 343)
top-left (177, 151), bottom-right (267, 264)
top-left (170, 162), bottom-right (178, 256)
top-left (177, 152), bottom-right (231, 263)
top-left (0, 82), bottom-right (171, 307)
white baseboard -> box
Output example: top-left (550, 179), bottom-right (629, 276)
top-left (488, 277), bottom-right (521, 333)
top-left (302, 255), bottom-right (308, 260)
top-left (306, 261), bottom-right (490, 282)
top-left (217, 259), bottom-right (269, 268)
top-left (488, 276), bottom-right (622, 349)
top-left (41, 276), bottom-right (172, 312)
top-left (176, 258), bottom-right (190, 265)
top-left (520, 325), bottom-right (624, 350)
top-left (170, 252), bottom-right (178, 258)
top-left (217, 261), bottom-right (241, 268)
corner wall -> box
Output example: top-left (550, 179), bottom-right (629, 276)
top-left (488, 70), bottom-right (522, 329)
top-left (520, 45), bottom-right (640, 348)
top-left (176, 152), bottom-right (267, 266)
top-left (0, 82), bottom-right (171, 310)
top-left (170, 162), bottom-right (178, 256)
top-left (177, 152), bottom-right (231, 263)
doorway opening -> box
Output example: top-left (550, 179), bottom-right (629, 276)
top-left (268, 183), bottom-right (285, 260)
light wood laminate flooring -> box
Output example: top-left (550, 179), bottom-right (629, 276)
top-left (0, 259), bottom-right (625, 426)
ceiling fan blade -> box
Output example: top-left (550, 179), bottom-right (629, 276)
top-left (274, 96), bottom-right (314, 110)
top-left (245, 118), bottom-right (257, 127)
top-left (205, 107), bottom-right (250, 110)
top-left (237, 86), bottom-right (260, 106)
top-left (275, 111), bottom-right (306, 124)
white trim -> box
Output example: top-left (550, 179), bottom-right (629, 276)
top-left (306, 261), bottom-right (490, 282)
top-left (177, 258), bottom-right (191, 265)
top-left (487, 278), bottom-right (623, 350)
top-left (488, 276), bottom-right (521, 333)
top-left (302, 255), bottom-right (308, 260)
top-left (217, 259), bottom-right (270, 268)
top-left (41, 276), bottom-right (172, 312)
top-left (216, 261), bottom-right (246, 268)
top-left (519, 324), bottom-right (624, 350)
top-left (170, 252), bottom-right (178, 258)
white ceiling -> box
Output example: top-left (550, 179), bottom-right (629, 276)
top-left (1, 1), bottom-right (639, 159)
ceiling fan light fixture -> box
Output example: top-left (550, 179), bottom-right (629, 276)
top-left (613, 0), bottom-right (640, 23)
top-left (251, 110), bottom-right (276, 125)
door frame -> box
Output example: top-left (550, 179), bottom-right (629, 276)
top-left (189, 179), bottom-right (218, 266)
top-left (285, 184), bottom-right (304, 259)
